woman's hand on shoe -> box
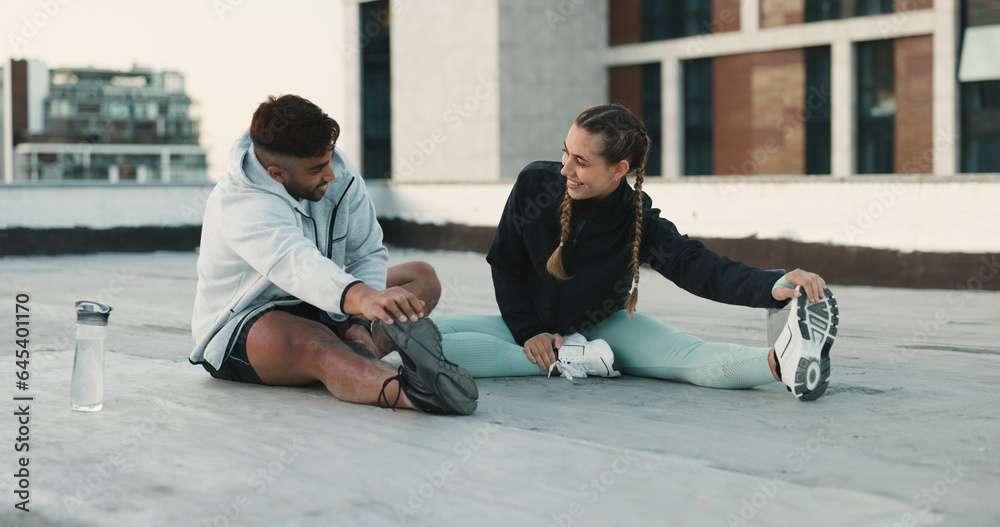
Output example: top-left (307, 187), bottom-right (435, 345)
top-left (524, 333), bottom-right (562, 371)
top-left (773, 268), bottom-right (827, 303)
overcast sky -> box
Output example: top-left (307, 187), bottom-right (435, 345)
top-left (4, 0), bottom-right (347, 178)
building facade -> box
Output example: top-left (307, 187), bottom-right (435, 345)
top-left (3, 59), bottom-right (208, 183)
top-left (341, 0), bottom-right (608, 182)
top-left (339, 0), bottom-right (998, 290)
top-left (608, 0), bottom-right (999, 176)
top-left (342, 0), bottom-right (999, 180)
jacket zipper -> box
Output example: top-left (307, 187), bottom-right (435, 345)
top-left (223, 177), bottom-right (356, 360)
top-left (326, 177), bottom-right (356, 258)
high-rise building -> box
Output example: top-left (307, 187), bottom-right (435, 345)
top-left (341, 0), bottom-right (1000, 179)
top-left (5, 59), bottom-right (208, 183)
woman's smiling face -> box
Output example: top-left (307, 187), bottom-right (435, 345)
top-left (560, 123), bottom-right (627, 202)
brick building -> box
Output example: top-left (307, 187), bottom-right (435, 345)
top-left (337, 0), bottom-right (998, 290)
top-left (341, 0), bottom-right (999, 180)
top-left (607, 0), bottom-right (999, 176)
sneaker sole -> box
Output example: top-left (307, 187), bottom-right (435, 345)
top-left (382, 318), bottom-right (479, 415)
top-left (792, 288), bottom-right (838, 401)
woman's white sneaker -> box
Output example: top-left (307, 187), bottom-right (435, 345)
top-left (774, 286), bottom-right (838, 401)
top-left (548, 333), bottom-right (622, 380)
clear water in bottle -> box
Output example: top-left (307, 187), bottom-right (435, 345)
top-left (70, 328), bottom-right (106, 411)
top-left (70, 301), bottom-right (112, 412)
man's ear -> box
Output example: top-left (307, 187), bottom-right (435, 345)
top-left (611, 159), bottom-right (630, 182)
top-left (266, 165), bottom-right (287, 184)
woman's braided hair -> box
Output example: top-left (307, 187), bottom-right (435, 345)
top-left (546, 104), bottom-right (652, 318)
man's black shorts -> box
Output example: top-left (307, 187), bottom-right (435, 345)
top-left (202, 302), bottom-right (336, 384)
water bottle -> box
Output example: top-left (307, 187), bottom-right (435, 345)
top-left (70, 301), bottom-right (113, 412)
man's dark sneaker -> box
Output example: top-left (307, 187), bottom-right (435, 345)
top-left (775, 286), bottom-right (839, 401)
top-left (378, 318), bottom-right (478, 415)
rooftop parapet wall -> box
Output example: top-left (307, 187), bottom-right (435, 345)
top-left (366, 175), bottom-right (1000, 254)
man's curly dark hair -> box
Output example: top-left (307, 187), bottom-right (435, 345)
top-left (250, 94), bottom-right (340, 159)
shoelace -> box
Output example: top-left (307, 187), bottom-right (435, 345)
top-left (547, 360), bottom-right (590, 381)
top-left (378, 366), bottom-right (405, 410)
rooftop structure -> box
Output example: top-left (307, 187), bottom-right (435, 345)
top-left (3, 59), bottom-right (208, 183)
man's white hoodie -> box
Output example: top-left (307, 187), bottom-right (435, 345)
top-left (189, 130), bottom-right (387, 370)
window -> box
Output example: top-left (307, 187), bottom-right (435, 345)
top-left (804, 0), bottom-right (841, 22)
top-left (49, 99), bottom-right (74, 118)
top-left (959, 1), bottom-right (1000, 172)
top-left (804, 0), bottom-right (893, 22)
top-left (360, 0), bottom-right (391, 179)
top-left (169, 104), bottom-right (189, 118)
top-left (78, 103), bottom-right (101, 115)
top-left (643, 0), bottom-right (712, 42)
top-left (855, 0), bottom-right (895, 16)
top-left (108, 101), bottom-right (130, 119)
top-left (805, 46), bottom-right (832, 175)
top-left (642, 63), bottom-right (663, 177)
top-left (683, 58), bottom-right (713, 176)
top-left (856, 40), bottom-right (895, 174)
top-left (961, 81), bottom-right (1000, 172)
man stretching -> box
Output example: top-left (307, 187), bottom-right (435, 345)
top-left (189, 94), bottom-right (478, 415)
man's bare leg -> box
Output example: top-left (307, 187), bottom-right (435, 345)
top-left (246, 310), bottom-right (417, 409)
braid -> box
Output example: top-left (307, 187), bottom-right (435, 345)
top-left (546, 186), bottom-right (574, 280)
top-left (567, 104), bottom-right (652, 314)
top-left (625, 164), bottom-right (645, 318)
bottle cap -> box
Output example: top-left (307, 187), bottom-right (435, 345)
top-left (76, 300), bottom-right (113, 326)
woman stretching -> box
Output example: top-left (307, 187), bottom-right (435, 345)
top-left (433, 104), bottom-right (838, 400)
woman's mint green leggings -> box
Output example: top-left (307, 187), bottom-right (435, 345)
top-left (432, 312), bottom-right (776, 389)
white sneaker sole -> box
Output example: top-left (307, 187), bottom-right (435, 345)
top-left (784, 288), bottom-right (838, 401)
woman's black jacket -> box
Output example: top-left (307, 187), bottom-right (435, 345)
top-left (486, 161), bottom-right (788, 345)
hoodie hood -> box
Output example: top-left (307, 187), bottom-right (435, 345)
top-left (226, 128), bottom-right (304, 212)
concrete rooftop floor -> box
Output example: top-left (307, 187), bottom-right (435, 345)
top-left (0, 249), bottom-right (998, 527)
